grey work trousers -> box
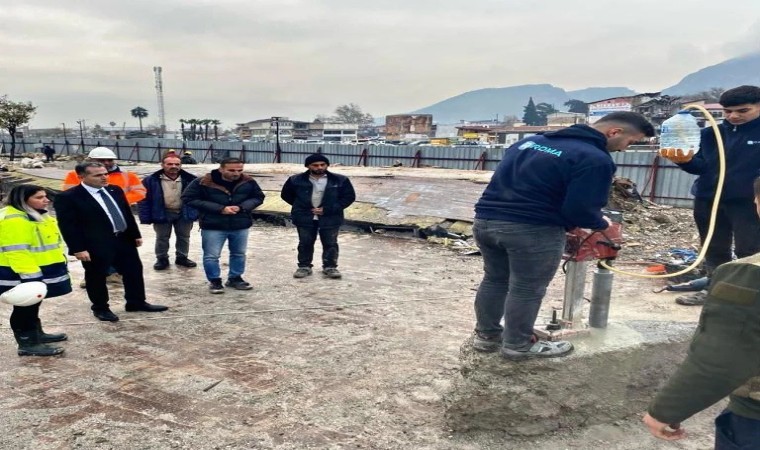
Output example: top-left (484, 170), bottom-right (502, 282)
top-left (153, 211), bottom-right (193, 259)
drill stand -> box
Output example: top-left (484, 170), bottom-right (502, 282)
top-left (534, 215), bottom-right (623, 341)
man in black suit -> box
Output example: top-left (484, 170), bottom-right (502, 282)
top-left (55, 162), bottom-right (168, 321)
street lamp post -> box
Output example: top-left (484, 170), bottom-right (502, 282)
top-left (76, 119), bottom-right (86, 153)
top-left (271, 116), bottom-right (284, 163)
top-left (61, 123), bottom-right (68, 141)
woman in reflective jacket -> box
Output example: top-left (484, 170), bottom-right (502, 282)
top-left (0, 185), bottom-right (72, 356)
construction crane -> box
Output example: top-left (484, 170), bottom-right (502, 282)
top-left (153, 66), bottom-right (166, 136)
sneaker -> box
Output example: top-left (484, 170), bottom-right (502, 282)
top-left (225, 277), bottom-right (253, 290)
top-left (293, 267), bottom-right (313, 278)
top-left (500, 340), bottom-right (574, 361)
top-left (323, 268), bottom-right (342, 279)
top-left (472, 331), bottom-right (501, 353)
top-left (106, 273), bottom-right (123, 285)
top-left (676, 290), bottom-right (708, 306)
top-left (209, 279), bottom-right (224, 294)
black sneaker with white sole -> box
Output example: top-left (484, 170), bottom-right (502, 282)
top-left (225, 277), bottom-right (253, 290)
top-left (209, 279), bottom-right (224, 294)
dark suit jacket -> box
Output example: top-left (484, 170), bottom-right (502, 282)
top-left (54, 184), bottom-right (141, 260)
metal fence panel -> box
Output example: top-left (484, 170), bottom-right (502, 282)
top-left (2, 139), bottom-right (698, 207)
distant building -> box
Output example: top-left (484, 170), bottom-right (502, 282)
top-left (632, 95), bottom-right (683, 129)
top-left (676, 100), bottom-right (725, 126)
top-left (456, 124), bottom-right (500, 144)
top-left (546, 112), bottom-right (587, 126)
top-left (309, 120), bottom-right (358, 142)
top-left (497, 125), bottom-right (567, 146)
top-left (385, 114), bottom-right (433, 141)
top-left (587, 93), bottom-right (660, 123)
top-left (236, 118), bottom-right (301, 141)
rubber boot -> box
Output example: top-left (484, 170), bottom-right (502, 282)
top-left (14, 330), bottom-right (64, 357)
top-left (37, 319), bottom-right (68, 343)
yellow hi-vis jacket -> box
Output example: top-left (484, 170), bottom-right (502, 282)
top-left (62, 168), bottom-right (146, 205)
top-left (0, 206), bottom-right (72, 298)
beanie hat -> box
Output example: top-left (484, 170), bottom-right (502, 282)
top-left (304, 153), bottom-right (330, 167)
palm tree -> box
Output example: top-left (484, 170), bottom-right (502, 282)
top-left (187, 119), bottom-right (199, 140)
top-left (130, 106), bottom-right (148, 132)
top-left (201, 119), bottom-right (211, 140)
top-left (179, 119), bottom-right (187, 141)
top-left (211, 119), bottom-right (222, 140)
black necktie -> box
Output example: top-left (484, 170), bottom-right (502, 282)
top-left (98, 189), bottom-right (127, 232)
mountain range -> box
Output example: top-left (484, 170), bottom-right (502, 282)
top-left (410, 52), bottom-right (760, 124)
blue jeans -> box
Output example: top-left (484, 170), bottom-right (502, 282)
top-left (715, 410), bottom-right (760, 450)
top-left (201, 229), bottom-right (249, 281)
top-left (473, 219), bottom-right (565, 349)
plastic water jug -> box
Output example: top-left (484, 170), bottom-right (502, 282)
top-left (659, 111), bottom-right (701, 151)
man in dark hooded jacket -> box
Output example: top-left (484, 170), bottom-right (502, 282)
top-left (471, 112), bottom-right (655, 361)
top-left (280, 153), bottom-right (355, 279)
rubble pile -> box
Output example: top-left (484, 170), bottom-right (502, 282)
top-left (608, 177), bottom-right (699, 263)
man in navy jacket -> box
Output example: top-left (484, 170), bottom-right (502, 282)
top-left (181, 158), bottom-right (265, 293)
top-left (472, 112), bottom-right (654, 360)
top-left (280, 153), bottom-right (356, 279)
top-left (660, 85), bottom-right (760, 306)
top-left (138, 153), bottom-right (199, 270)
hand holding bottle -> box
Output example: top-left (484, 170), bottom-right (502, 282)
top-left (659, 148), bottom-right (695, 163)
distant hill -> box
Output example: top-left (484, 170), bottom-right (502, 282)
top-left (405, 52), bottom-right (760, 124)
top-left (663, 52), bottom-right (760, 95)
top-left (411, 84), bottom-right (636, 124)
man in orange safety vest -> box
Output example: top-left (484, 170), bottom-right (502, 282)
top-left (62, 147), bottom-right (146, 204)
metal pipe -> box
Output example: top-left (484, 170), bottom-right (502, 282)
top-left (562, 260), bottom-right (588, 327)
top-left (589, 266), bottom-right (613, 328)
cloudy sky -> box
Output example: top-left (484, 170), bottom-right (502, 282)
top-left (3, 0), bottom-right (760, 130)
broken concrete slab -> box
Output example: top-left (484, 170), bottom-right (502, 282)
top-left (445, 320), bottom-right (696, 436)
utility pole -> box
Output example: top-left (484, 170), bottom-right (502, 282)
top-left (61, 123), bottom-right (68, 140)
top-left (153, 66), bottom-right (166, 136)
top-left (76, 120), bottom-right (85, 140)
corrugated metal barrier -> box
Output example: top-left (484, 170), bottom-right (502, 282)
top-left (2, 139), bottom-right (696, 207)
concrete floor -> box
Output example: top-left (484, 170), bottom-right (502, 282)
top-left (0, 163), bottom-right (720, 449)
top-left (0, 222), bottom-right (719, 450)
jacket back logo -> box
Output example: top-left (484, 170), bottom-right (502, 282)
top-left (517, 140), bottom-right (563, 157)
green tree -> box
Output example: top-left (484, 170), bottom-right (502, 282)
top-left (535, 102), bottom-right (558, 125)
top-left (186, 119), bottom-right (199, 140)
top-left (201, 119), bottom-right (211, 140)
top-left (564, 99), bottom-right (589, 114)
top-left (91, 124), bottom-right (106, 137)
top-left (0, 95), bottom-right (37, 161)
top-left (522, 97), bottom-right (541, 126)
top-left (179, 119), bottom-right (187, 140)
top-left (211, 119), bottom-right (222, 140)
top-left (130, 106), bottom-right (148, 131)
top-left (325, 103), bottom-right (374, 125)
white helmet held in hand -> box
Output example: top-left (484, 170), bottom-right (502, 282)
top-left (88, 147), bottom-right (117, 159)
top-left (0, 282), bottom-right (47, 307)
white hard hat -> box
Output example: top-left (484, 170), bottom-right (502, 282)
top-left (0, 282), bottom-right (47, 307)
top-left (88, 147), bottom-right (117, 159)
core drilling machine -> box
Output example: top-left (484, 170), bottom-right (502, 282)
top-left (534, 210), bottom-right (625, 340)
